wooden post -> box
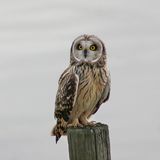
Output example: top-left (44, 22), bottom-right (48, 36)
top-left (67, 123), bottom-right (111, 160)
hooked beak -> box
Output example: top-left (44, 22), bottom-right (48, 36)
top-left (83, 49), bottom-right (87, 58)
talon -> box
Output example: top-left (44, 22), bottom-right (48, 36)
top-left (87, 121), bottom-right (96, 126)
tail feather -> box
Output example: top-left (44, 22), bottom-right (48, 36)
top-left (51, 118), bottom-right (67, 143)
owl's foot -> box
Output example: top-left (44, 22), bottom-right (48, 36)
top-left (87, 121), bottom-right (97, 126)
top-left (79, 116), bottom-right (96, 126)
top-left (67, 119), bottom-right (83, 128)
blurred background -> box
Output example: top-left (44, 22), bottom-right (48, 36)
top-left (0, 0), bottom-right (160, 159)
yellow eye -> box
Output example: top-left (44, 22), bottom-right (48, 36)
top-left (77, 44), bottom-right (83, 50)
top-left (90, 45), bottom-right (97, 51)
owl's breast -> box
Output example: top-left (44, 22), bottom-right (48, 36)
top-left (75, 66), bottom-right (107, 113)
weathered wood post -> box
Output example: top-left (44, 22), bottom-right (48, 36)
top-left (67, 123), bottom-right (111, 160)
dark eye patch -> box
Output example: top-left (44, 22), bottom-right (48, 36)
top-left (76, 44), bottom-right (83, 50)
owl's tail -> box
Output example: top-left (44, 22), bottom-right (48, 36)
top-left (51, 118), bottom-right (67, 143)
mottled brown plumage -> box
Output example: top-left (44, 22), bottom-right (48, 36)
top-left (51, 35), bottom-right (111, 143)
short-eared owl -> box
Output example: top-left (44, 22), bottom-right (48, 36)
top-left (51, 35), bottom-right (111, 142)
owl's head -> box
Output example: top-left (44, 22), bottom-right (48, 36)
top-left (70, 35), bottom-right (106, 66)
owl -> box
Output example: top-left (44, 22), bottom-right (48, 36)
top-left (51, 34), bottom-right (111, 143)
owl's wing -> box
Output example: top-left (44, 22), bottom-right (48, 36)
top-left (54, 67), bottom-right (79, 122)
top-left (90, 73), bottom-right (111, 115)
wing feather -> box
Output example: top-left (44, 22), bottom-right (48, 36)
top-left (52, 67), bottom-right (79, 142)
top-left (54, 67), bottom-right (79, 122)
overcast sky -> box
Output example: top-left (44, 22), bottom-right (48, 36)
top-left (0, 0), bottom-right (160, 160)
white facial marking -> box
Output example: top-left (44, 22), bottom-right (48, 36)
top-left (72, 37), bottom-right (103, 63)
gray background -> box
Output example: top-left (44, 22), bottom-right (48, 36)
top-left (0, 0), bottom-right (160, 159)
